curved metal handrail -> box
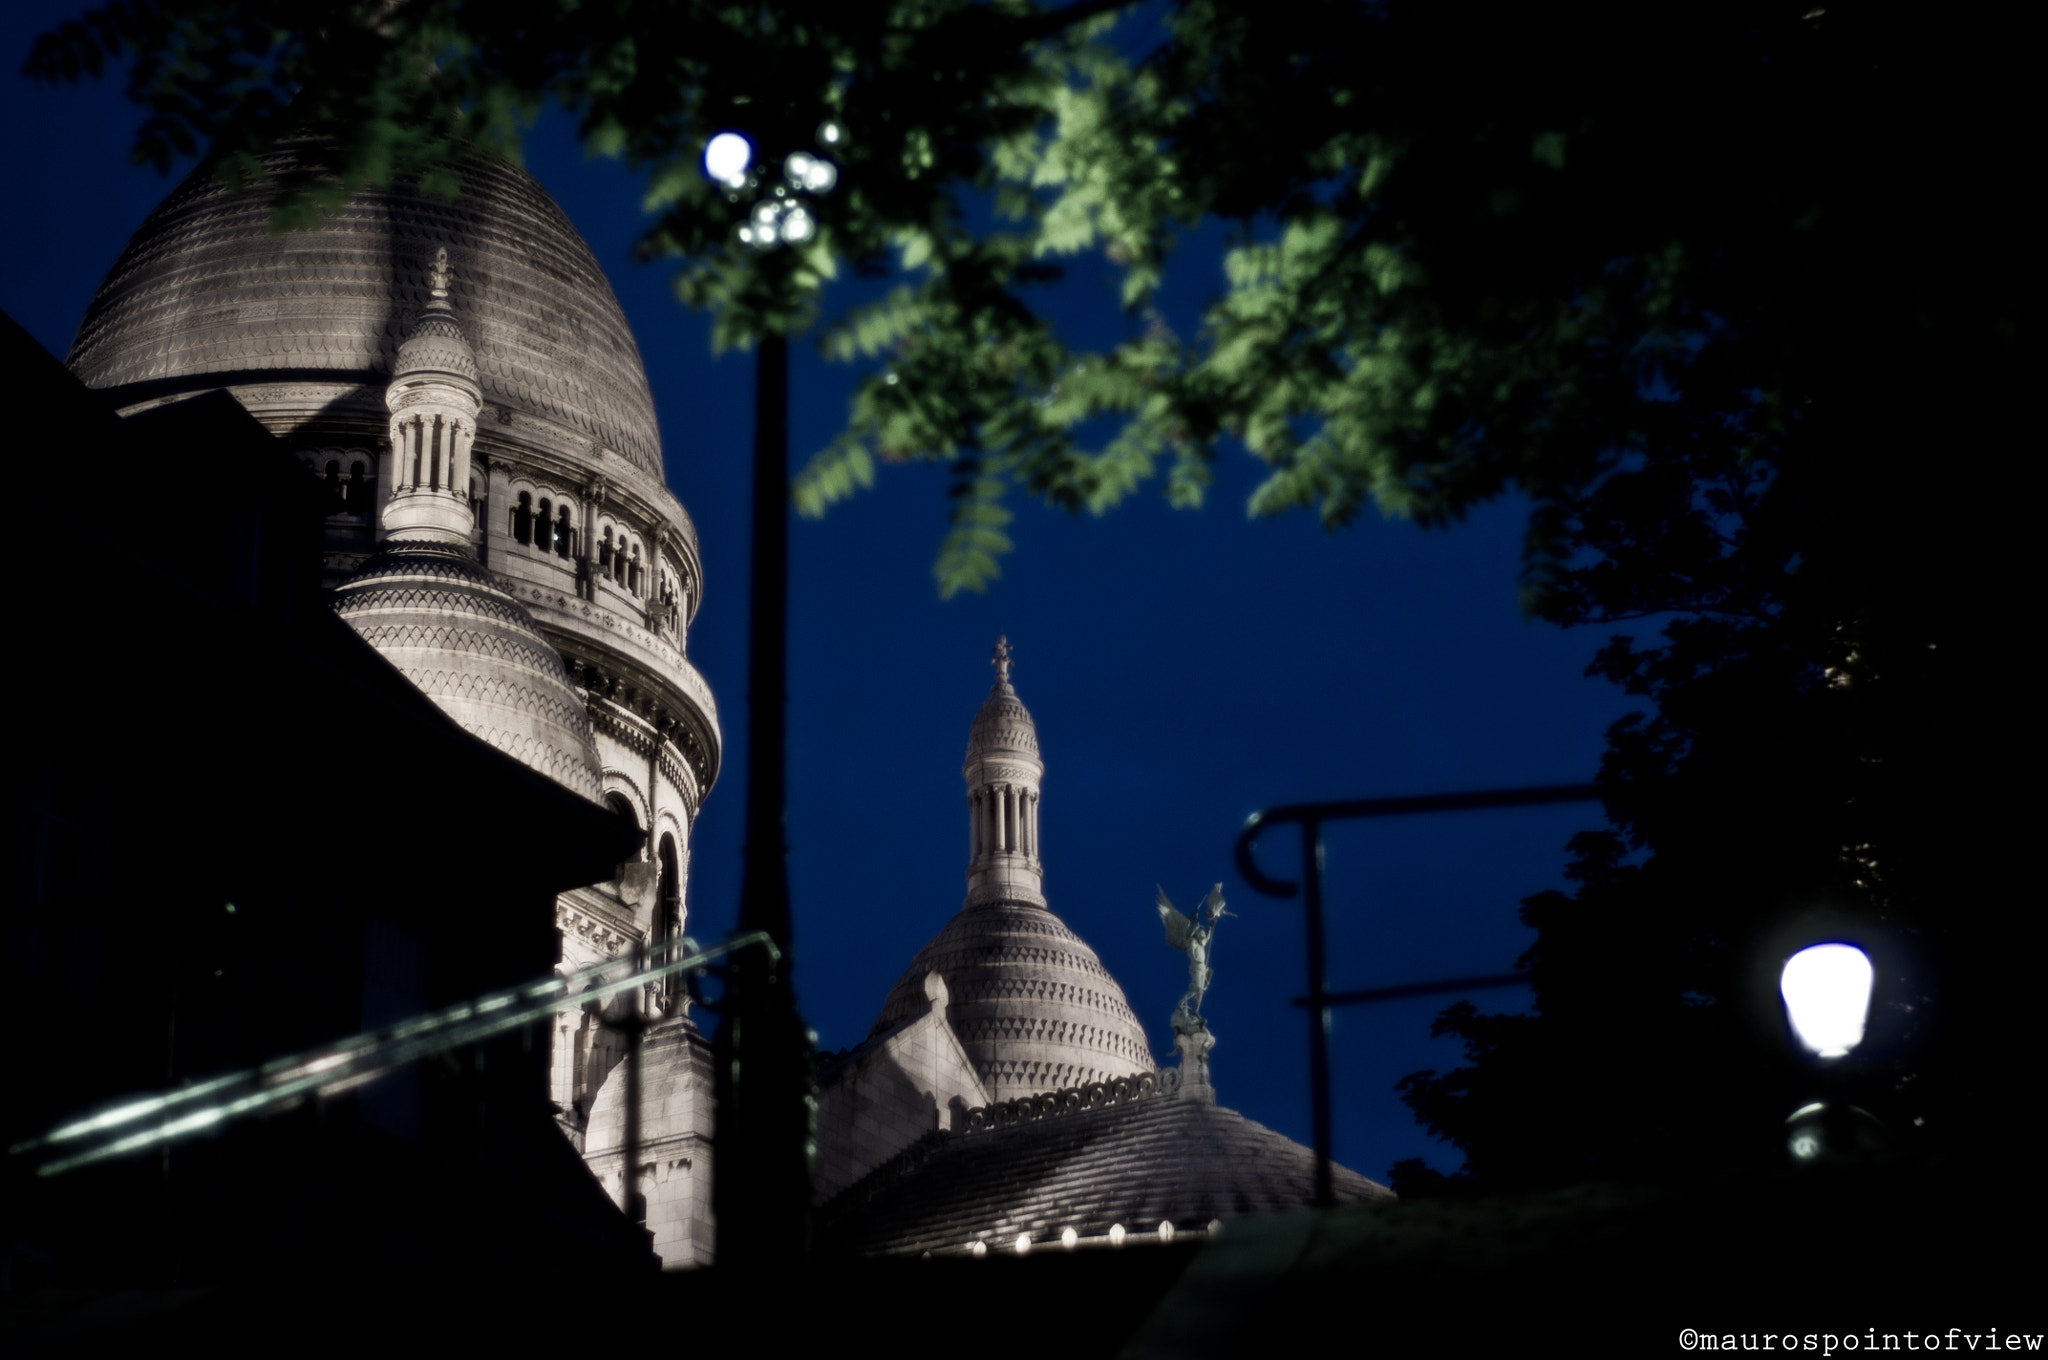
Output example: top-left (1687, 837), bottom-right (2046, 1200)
top-left (1233, 782), bottom-right (1600, 1206)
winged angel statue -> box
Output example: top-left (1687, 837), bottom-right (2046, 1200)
top-left (1156, 884), bottom-right (1229, 1032)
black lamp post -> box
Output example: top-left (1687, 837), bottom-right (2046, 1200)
top-left (705, 126), bottom-right (839, 1269)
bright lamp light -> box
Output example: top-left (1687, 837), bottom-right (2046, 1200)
top-left (704, 132), bottom-right (753, 187)
top-left (786, 151), bottom-right (838, 194)
top-left (1780, 943), bottom-right (1874, 1059)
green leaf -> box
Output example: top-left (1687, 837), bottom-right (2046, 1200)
top-left (792, 439), bottom-right (877, 518)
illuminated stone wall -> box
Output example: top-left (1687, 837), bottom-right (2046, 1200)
top-left (814, 971), bottom-right (992, 1202)
top-left (583, 1018), bottom-right (717, 1268)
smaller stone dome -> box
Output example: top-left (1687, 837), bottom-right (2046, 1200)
top-left (872, 900), bottom-right (1155, 1103)
top-left (964, 679), bottom-right (1039, 764)
top-left (391, 248), bottom-right (482, 388)
top-left (334, 544), bottom-right (604, 801)
top-left (393, 311), bottom-right (481, 386)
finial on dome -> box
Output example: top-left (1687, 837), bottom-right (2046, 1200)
top-left (991, 635), bottom-right (1013, 689)
top-left (428, 247), bottom-right (452, 301)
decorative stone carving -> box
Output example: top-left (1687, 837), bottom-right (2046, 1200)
top-left (556, 901), bottom-right (629, 957)
top-left (959, 1071), bottom-right (1163, 1135)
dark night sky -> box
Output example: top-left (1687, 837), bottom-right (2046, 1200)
top-left (1, 4), bottom-right (1642, 1184)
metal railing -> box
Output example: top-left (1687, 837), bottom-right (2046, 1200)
top-left (11, 931), bottom-right (777, 1179)
top-left (1234, 783), bottom-right (1601, 1206)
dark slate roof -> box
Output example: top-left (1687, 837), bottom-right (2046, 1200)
top-left (822, 1085), bottom-right (1393, 1258)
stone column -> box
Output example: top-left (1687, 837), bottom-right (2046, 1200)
top-left (582, 479), bottom-right (603, 600)
top-left (484, 457), bottom-right (512, 568)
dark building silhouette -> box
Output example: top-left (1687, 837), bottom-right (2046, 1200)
top-left (5, 310), bottom-right (648, 1288)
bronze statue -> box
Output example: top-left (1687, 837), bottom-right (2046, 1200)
top-left (1156, 883), bottom-right (1229, 1032)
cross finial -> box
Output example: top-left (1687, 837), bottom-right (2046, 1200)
top-left (991, 635), bottom-right (1013, 687)
top-left (428, 247), bottom-right (452, 299)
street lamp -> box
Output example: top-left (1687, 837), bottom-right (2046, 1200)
top-left (702, 119), bottom-right (841, 1269)
top-left (704, 131), bottom-right (753, 188)
top-left (1779, 941), bottom-right (1891, 1165)
top-left (733, 138), bottom-right (840, 250)
top-left (1781, 942), bottom-right (1875, 1060)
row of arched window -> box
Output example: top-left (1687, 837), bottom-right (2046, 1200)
top-left (311, 457), bottom-right (372, 516)
top-left (303, 461), bottom-right (673, 607)
top-left (307, 455), bottom-right (481, 525)
top-left (507, 497), bottom-right (655, 599)
top-left (597, 526), bottom-right (645, 594)
top-left (512, 492), bottom-right (575, 560)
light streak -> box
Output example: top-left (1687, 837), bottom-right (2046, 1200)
top-left (14, 933), bottom-right (775, 1176)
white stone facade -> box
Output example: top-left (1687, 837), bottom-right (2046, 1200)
top-left (67, 144), bottom-right (721, 1172)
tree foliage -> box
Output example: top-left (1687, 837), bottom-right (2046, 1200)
top-left (37, 0), bottom-right (1938, 606)
top-left (1359, 3), bottom-right (2027, 1187)
top-left (28, 0), bottom-right (1189, 596)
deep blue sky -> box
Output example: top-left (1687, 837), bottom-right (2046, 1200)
top-left (1, 5), bottom-right (1640, 1184)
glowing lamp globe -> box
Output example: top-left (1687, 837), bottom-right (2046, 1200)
top-left (785, 151), bottom-right (838, 194)
top-left (1780, 943), bottom-right (1874, 1059)
top-left (704, 132), bottom-right (754, 187)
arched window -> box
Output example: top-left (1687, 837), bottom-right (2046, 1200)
top-left (658, 573), bottom-right (681, 637)
top-left (658, 834), bottom-right (681, 945)
top-left (606, 792), bottom-right (638, 831)
top-left (513, 492), bottom-right (533, 545)
top-left (555, 506), bottom-right (574, 559)
top-left (322, 459), bottom-right (345, 515)
top-left (599, 527), bottom-right (614, 579)
top-left (347, 460), bottom-right (369, 515)
top-left (628, 544), bottom-right (642, 595)
top-left (536, 498), bottom-right (553, 552)
top-left (657, 833), bottom-right (683, 1015)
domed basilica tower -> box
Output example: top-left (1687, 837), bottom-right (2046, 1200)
top-left (67, 144), bottom-right (721, 1135)
top-left (870, 639), bottom-right (1154, 1101)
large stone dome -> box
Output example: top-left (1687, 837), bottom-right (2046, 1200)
top-left (67, 142), bottom-right (666, 478)
top-left (871, 900), bottom-right (1155, 1103)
